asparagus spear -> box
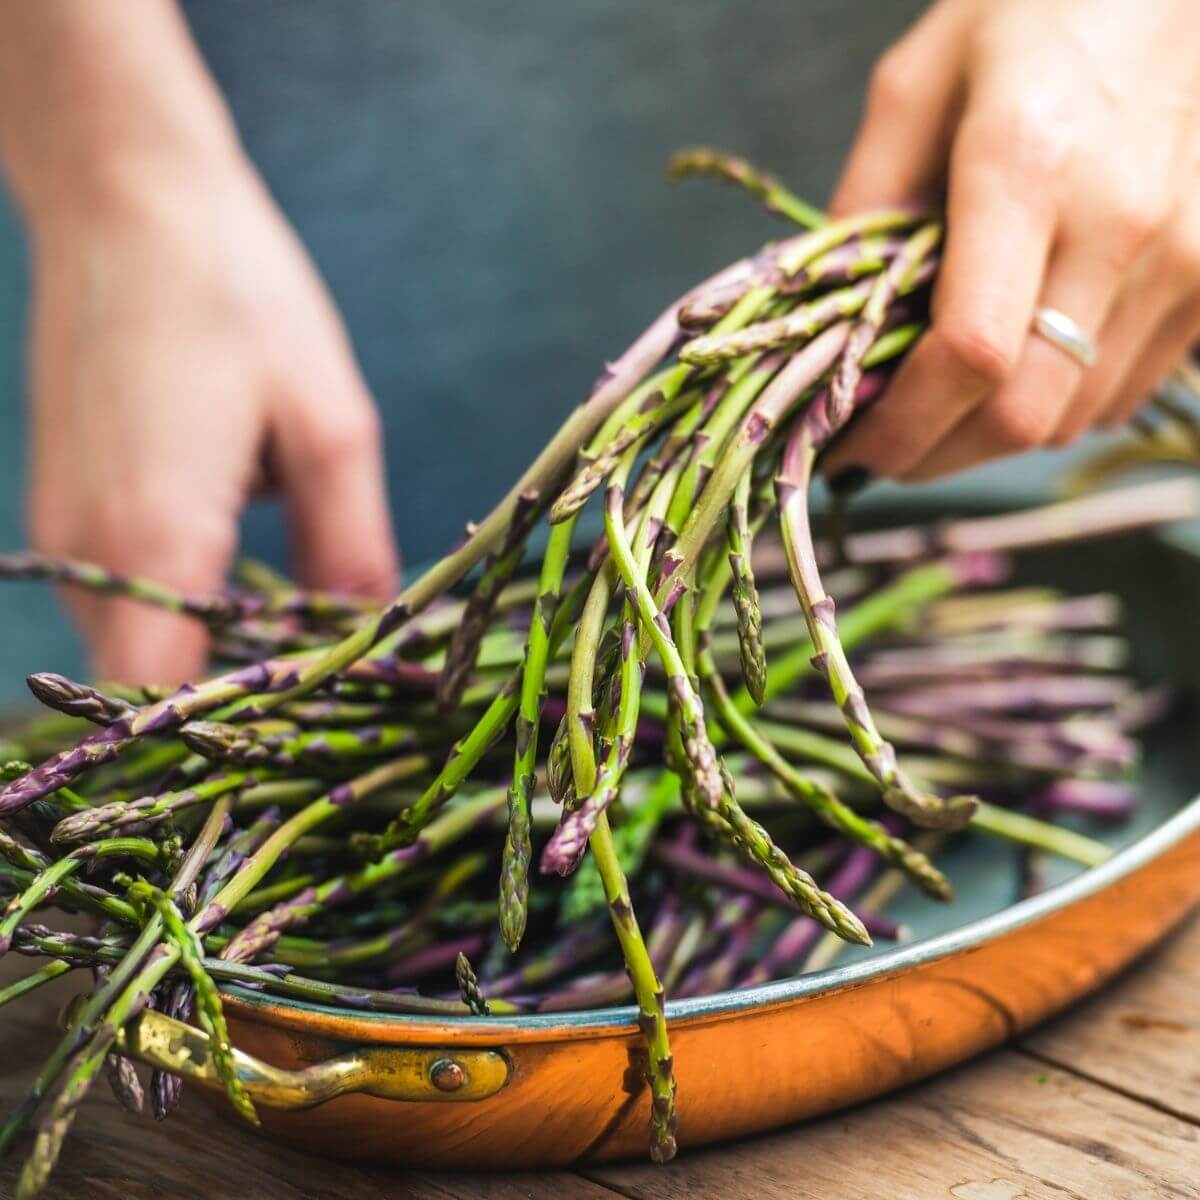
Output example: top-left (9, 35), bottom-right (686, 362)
top-left (125, 878), bottom-right (258, 1125)
top-left (775, 419), bottom-right (976, 831)
top-left (727, 468), bottom-right (767, 705)
top-left (667, 146), bottom-right (826, 229)
top-left (589, 812), bottom-right (677, 1163)
top-left (455, 952), bottom-right (491, 1016)
top-left (438, 488), bottom-right (542, 713)
top-left (500, 519), bottom-right (577, 950)
top-left (26, 674), bottom-right (136, 727)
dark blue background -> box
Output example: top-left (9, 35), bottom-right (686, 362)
top-left (0, 1), bottom-right (1076, 698)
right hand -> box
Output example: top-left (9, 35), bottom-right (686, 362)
top-left (821, 0), bottom-right (1200, 483)
top-left (26, 157), bottom-right (399, 685)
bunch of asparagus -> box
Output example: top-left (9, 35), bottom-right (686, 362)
top-left (0, 151), bottom-right (1191, 1194)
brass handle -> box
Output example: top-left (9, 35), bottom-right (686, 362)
top-left (66, 998), bottom-right (510, 1108)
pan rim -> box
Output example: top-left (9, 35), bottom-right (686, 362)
top-left (223, 789), bottom-right (1200, 1034)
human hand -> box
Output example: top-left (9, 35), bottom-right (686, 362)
top-left (26, 160), bottom-right (398, 683)
top-left (822, 0), bottom-right (1200, 481)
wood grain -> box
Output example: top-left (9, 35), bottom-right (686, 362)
top-left (585, 1052), bottom-right (1200, 1200)
top-left (1021, 913), bottom-right (1200, 1123)
top-left (0, 916), bottom-right (1197, 1197)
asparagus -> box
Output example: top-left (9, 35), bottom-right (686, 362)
top-left (151, 980), bottom-right (192, 1119)
top-left (182, 719), bottom-right (422, 770)
top-left (738, 845), bottom-right (881, 988)
top-left (3, 795), bottom-right (234, 1179)
top-left (127, 879), bottom-right (258, 1125)
top-left (727, 468), bottom-right (767, 705)
top-left (667, 147), bottom-right (825, 229)
top-left (455, 952), bottom-right (491, 1016)
top-left (220, 790), bottom-right (504, 964)
top-left (0, 961), bottom-right (73, 1010)
top-left (438, 488), bottom-right (542, 712)
top-left (776, 418), bottom-right (977, 831)
top-left (828, 223), bottom-right (941, 426)
top-left (590, 812), bottom-right (676, 1163)
top-left (687, 546), bottom-right (951, 899)
top-left (541, 451), bottom-right (655, 875)
top-left (26, 674), bottom-right (136, 727)
top-left (500, 519), bottom-right (576, 950)
top-left (50, 773), bottom-right (252, 844)
top-left (0, 553), bottom-right (240, 625)
top-left (0, 150), bottom-right (1183, 1192)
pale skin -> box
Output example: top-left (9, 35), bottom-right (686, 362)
top-left (823, 0), bottom-right (1200, 479)
top-left (0, 0), bottom-right (1196, 684)
top-left (0, 1), bottom-right (398, 683)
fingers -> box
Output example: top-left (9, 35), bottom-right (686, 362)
top-left (822, 100), bottom-right (1057, 479)
top-left (1049, 270), bottom-right (1178, 443)
top-left (901, 232), bottom-right (1124, 480)
top-left (271, 377), bottom-right (399, 602)
top-left (1097, 297), bottom-right (1200, 428)
top-left (1057, 200), bottom-right (1200, 437)
top-left (828, 4), bottom-right (966, 215)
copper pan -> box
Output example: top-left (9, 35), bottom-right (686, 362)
top-left (101, 512), bottom-right (1200, 1167)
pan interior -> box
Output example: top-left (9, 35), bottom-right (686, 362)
top-left (226, 503), bottom-right (1200, 1029)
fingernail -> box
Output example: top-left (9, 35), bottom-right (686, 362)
top-left (827, 465), bottom-right (874, 495)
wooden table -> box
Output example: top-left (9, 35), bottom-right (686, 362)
top-left (1, 912), bottom-right (1197, 1200)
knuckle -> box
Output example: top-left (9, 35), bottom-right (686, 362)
top-left (1101, 189), bottom-right (1167, 270)
top-left (935, 317), bottom-right (1018, 387)
top-left (299, 403), bottom-right (384, 473)
top-left (315, 549), bottom-right (396, 600)
top-left (1167, 225), bottom-right (1200, 281)
top-left (867, 49), bottom-right (916, 112)
top-left (1048, 384), bottom-right (1104, 448)
top-left (974, 101), bottom-right (1068, 181)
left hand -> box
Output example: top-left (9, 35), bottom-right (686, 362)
top-left (821, 0), bottom-right (1200, 481)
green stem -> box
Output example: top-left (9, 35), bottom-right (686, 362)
top-left (970, 802), bottom-right (1111, 867)
top-left (501, 519), bottom-right (577, 949)
top-left (589, 812), bottom-right (677, 1163)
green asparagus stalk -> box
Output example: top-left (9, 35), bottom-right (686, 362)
top-left (438, 487), bottom-right (542, 713)
top-left (727, 468), bottom-right (766, 704)
top-left (667, 146), bottom-right (826, 229)
top-left (2, 794), bottom-right (233, 1172)
top-left (775, 419), bottom-right (976, 830)
top-left (500, 519), bottom-right (577, 949)
top-left (0, 961), bottom-right (73, 1011)
top-left (126, 879), bottom-right (257, 1125)
top-left (589, 811), bottom-right (677, 1162)
top-left (50, 773), bottom-right (252, 844)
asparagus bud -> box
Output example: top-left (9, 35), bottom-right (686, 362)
top-left (455, 952), bottom-right (492, 1016)
top-left (27, 674), bottom-right (136, 726)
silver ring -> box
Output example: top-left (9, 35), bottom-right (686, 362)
top-left (1032, 307), bottom-right (1097, 368)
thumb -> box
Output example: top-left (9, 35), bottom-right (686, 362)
top-left (827, 12), bottom-right (962, 216)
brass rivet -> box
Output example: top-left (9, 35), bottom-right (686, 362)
top-left (430, 1058), bottom-right (466, 1092)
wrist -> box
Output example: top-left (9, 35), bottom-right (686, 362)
top-left (13, 104), bottom-right (249, 240)
top-left (0, 0), bottom-right (248, 242)
top-left (22, 135), bottom-right (264, 267)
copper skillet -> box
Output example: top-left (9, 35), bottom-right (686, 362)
top-left (96, 513), bottom-right (1200, 1168)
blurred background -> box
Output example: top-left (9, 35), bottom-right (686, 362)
top-left (0, 0), bottom-right (1087, 698)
